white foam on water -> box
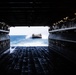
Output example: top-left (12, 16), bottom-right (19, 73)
top-left (10, 40), bottom-right (48, 47)
top-left (10, 34), bottom-right (48, 47)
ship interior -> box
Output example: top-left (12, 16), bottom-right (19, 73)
top-left (0, 0), bottom-right (76, 75)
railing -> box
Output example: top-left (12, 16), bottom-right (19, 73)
top-left (0, 29), bottom-right (9, 33)
top-left (49, 27), bottom-right (76, 33)
top-left (49, 38), bottom-right (76, 43)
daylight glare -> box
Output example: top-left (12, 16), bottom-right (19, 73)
top-left (9, 26), bottom-right (49, 46)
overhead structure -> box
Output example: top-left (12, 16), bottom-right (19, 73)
top-left (0, 0), bottom-right (76, 26)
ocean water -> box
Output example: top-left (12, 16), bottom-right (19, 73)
top-left (10, 35), bottom-right (48, 46)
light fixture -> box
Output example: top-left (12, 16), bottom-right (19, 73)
top-left (74, 13), bottom-right (76, 15)
top-left (60, 20), bottom-right (63, 22)
top-left (53, 23), bottom-right (55, 25)
top-left (63, 17), bottom-right (68, 20)
top-left (56, 22), bottom-right (58, 25)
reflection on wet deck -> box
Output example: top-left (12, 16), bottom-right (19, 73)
top-left (0, 46), bottom-right (75, 75)
top-left (0, 46), bottom-right (54, 75)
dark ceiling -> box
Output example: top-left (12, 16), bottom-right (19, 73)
top-left (0, 0), bottom-right (76, 26)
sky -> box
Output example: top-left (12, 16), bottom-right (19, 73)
top-left (9, 26), bottom-right (49, 35)
top-left (9, 26), bottom-right (49, 38)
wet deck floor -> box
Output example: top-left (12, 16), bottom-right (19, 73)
top-left (0, 46), bottom-right (54, 75)
top-left (0, 46), bottom-right (75, 75)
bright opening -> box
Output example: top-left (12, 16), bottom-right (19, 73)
top-left (9, 26), bottom-right (49, 46)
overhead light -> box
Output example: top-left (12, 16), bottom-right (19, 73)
top-left (58, 21), bottom-right (60, 23)
top-left (53, 23), bottom-right (55, 25)
top-left (1, 22), bottom-right (5, 25)
top-left (74, 13), bottom-right (76, 15)
top-left (60, 20), bottom-right (63, 22)
top-left (65, 17), bottom-right (68, 19)
top-left (63, 17), bottom-right (68, 20)
top-left (63, 18), bottom-right (66, 20)
top-left (6, 25), bottom-right (9, 27)
top-left (56, 22), bottom-right (58, 25)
